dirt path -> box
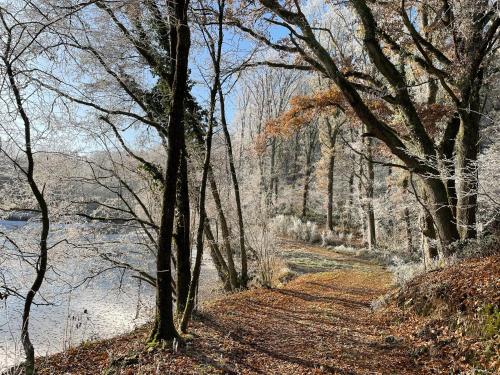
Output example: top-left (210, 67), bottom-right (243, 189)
top-left (194, 241), bottom-right (418, 374)
top-left (38, 241), bottom-right (427, 374)
top-left (278, 239), bottom-right (380, 274)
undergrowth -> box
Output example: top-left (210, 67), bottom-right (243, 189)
top-left (381, 254), bottom-right (500, 373)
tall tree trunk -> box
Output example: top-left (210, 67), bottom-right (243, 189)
top-left (365, 137), bottom-right (376, 250)
top-left (412, 174), bottom-right (454, 260)
top-left (268, 138), bottom-right (277, 207)
top-left (6, 58), bottom-right (50, 375)
top-left (274, 170), bottom-right (279, 200)
top-left (324, 117), bottom-right (339, 232)
top-left (345, 163), bottom-right (355, 231)
top-left (207, 169), bottom-right (239, 290)
top-left (326, 152), bottom-right (335, 231)
top-left (301, 127), bottom-right (318, 219)
top-left (358, 154), bottom-right (367, 246)
top-left (258, 153), bottom-right (266, 206)
top-left (237, 106), bottom-right (246, 170)
top-left (180, 83), bottom-right (215, 334)
top-left (218, 87), bottom-right (248, 287)
top-left (456, 112), bottom-right (480, 240)
top-left (191, 121), bottom-right (239, 290)
top-left (422, 176), bottom-right (460, 254)
top-left (454, 8), bottom-right (487, 240)
top-left (180, 0), bottom-right (224, 330)
top-left (401, 179), bottom-right (413, 253)
top-left (301, 148), bottom-right (313, 219)
top-left (292, 133), bottom-right (300, 186)
top-left (404, 207), bottom-right (413, 253)
top-left (175, 146), bottom-right (191, 315)
top-left (150, 0), bottom-right (191, 343)
top-left (366, 206), bottom-right (376, 250)
top-left (440, 116), bottom-right (460, 219)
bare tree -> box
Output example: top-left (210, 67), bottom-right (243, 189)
top-left (0, 3), bottom-right (68, 372)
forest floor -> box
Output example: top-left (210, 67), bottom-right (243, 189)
top-left (31, 241), bottom-right (497, 374)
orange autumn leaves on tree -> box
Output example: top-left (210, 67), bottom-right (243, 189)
top-left (256, 86), bottom-right (454, 153)
top-left (255, 88), bottom-right (346, 153)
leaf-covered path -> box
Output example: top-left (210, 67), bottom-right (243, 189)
top-left (195, 242), bottom-right (418, 374)
top-left (39, 242), bottom-right (431, 374)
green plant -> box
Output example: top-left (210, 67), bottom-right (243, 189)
top-left (480, 304), bottom-right (500, 339)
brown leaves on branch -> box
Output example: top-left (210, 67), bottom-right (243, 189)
top-left (255, 85), bottom-right (454, 154)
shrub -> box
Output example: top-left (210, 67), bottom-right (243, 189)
top-left (270, 214), bottom-right (293, 237)
top-left (388, 256), bottom-right (446, 286)
top-left (387, 233), bottom-right (500, 287)
top-left (321, 230), bottom-right (337, 247)
top-left (388, 259), bottom-right (425, 286)
top-left (451, 234), bottom-right (500, 259)
top-left (270, 215), bottom-right (321, 244)
top-left (247, 221), bottom-right (286, 288)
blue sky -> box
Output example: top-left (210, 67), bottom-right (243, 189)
top-left (188, 16), bottom-right (292, 127)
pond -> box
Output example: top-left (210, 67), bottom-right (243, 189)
top-left (0, 220), bottom-right (219, 370)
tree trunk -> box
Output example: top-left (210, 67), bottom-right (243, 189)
top-left (345, 164), bottom-right (355, 231)
top-left (6, 58), bottom-right (50, 375)
top-left (268, 138), bottom-right (277, 207)
top-left (258, 154), bottom-right (266, 205)
top-left (367, 207), bottom-right (376, 250)
top-left (180, 0), bottom-right (224, 330)
top-left (454, 9), bottom-right (486, 240)
top-left (302, 127), bottom-right (318, 219)
top-left (358, 154), bottom-right (367, 246)
top-left (292, 133), bottom-right (300, 185)
top-left (326, 152), bottom-right (335, 231)
top-left (204, 222), bottom-right (232, 291)
top-left (175, 146), bottom-right (191, 315)
top-left (403, 207), bottom-right (413, 253)
top-left (218, 86), bottom-right (248, 287)
top-left (324, 117), bottom-right (339, 232)
top-left (420, 176), bottom-right (460, 256)
top-left (365, 137), bottom-right (376, 250)
top-left (180, 83), bottom-right (215, 333)
top-left (456, 113), bottom-right (480, 239)
top-left (191, 120), bottom-right (239, 291)
top-left (21, 187), bottom-right (49, 375)
top-left (207, 169), bottom-right (239, 290)
top-left (420, 208), bottom-right (439, 263)
top-left (440, 116), bottom-right (460, 219)
top-left (401, 179), bottom-right (413, 254)
top-left (150, 0), bottom-right (191, 343)
top-left (301, 151), bottom-right (313, 219)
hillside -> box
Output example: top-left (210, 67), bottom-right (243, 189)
top-left (382, 254), bottom-right (500, 373)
